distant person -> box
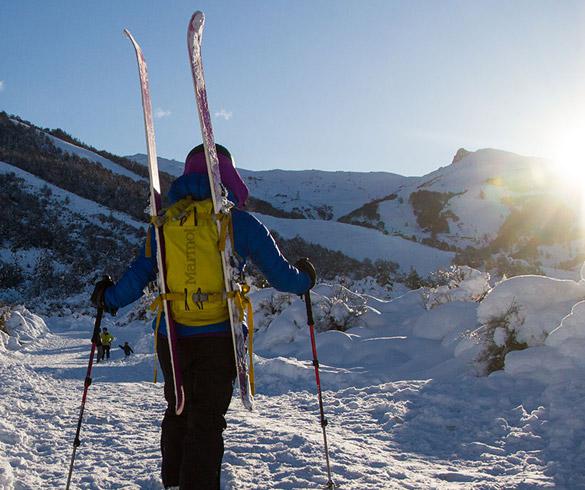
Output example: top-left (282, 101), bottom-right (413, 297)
top-left (100, 327), bottom-right (114, 360)
top-left (95, 335), bottom-right (104, 364)
top-left (119, 341), bottom-right (134, 357)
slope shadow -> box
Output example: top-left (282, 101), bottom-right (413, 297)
top-left (32, 354), bottom-right (155, 384)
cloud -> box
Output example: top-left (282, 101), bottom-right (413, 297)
top-left (214, 108), bottom-right (233, 121)
top-left (154, 108), bottom-right (171, 119)
top-left (0, 80), bottom-right (4, 91)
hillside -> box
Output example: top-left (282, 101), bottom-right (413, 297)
top-left (0, 113), bottom-right (414, 304)
top-left (0, 160), bottom-right (143, 305)
top-left (377, 148), bottom-right (575, 248)
top-left (2, 111), bottom-right (584, 309)
top-left (339, 148), bottom-right (585, 275)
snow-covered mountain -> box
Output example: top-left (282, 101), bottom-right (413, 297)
top-left (344, 147), bottom-right (579, 248)
top-left (2, 111), bottom-right (583, 310)
top-left (129, 148), bottom-right (585, 277)
top-left (128, 153), bottom-right (414, 220)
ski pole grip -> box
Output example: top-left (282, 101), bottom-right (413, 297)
top-left (304, 291), bottom-right (314, 326)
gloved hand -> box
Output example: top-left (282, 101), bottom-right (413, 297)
top-left (294, 258), bottom-right (316, 290)
top-left (90, 275), bottom-right (118, 316)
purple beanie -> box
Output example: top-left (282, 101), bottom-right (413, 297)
top-left (184, 144), bottom-right (249, 208)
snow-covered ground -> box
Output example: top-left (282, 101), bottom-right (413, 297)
top-left (2, 268), bottom-right (585, 488)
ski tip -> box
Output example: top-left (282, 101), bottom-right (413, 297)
top-left (123, 28), bottom-right (138, 48)
top-left (189, 10), bottom-right (205, 32)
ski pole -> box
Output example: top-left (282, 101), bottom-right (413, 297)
top-left (66, 307), bottom-right (103, 490)
top-left (304, 291), bottom-right (336, 489)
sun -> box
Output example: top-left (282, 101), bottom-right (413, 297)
top-left (551, 128), bottom-right (585, 187)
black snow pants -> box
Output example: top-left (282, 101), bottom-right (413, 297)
top-left (157, 334), bottom-right (236, 490)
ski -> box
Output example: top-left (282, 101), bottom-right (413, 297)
top-left (187, 11), bottom-right (254, 411)
top-left (124, 29), bottom-right (185, 415)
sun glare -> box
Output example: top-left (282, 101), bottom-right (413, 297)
top-left (549, 127), bottom-right (585, 232)
top-left (551, 129), bottom-right (585, 187)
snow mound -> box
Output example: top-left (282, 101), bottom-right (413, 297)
top-left (478, 275), bottom-right (585, 346)
top-left (0, 306), bottom-right (48, 351)
top-left (505, 297), bottom-right (585, 383)
top-left (547, 300), bottom-right (585, 347)
top-left (413, 301), bottom-right (477, 344)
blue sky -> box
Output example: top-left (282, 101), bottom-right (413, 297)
top-left (1, 1), bottom-right (585, 175)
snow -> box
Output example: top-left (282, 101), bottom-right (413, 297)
top-left (547, 301), bottom-right (585, 346)
top-left (5, 116), bottom-right (585, 486)
top-left (4, 129), bottom-right (585, 486)
top-left (46, 134), bottom-right (146, 183)
top-left (255, 213), bottom-right (455, 276)
top-left (240, 168), bottom-right (414, 220)
top-left (416, 149), bottom-right (553, 196)
top-left (0, 306), bottom-right (48, 351)
top-left (3, 268), bottom-right (585, 487)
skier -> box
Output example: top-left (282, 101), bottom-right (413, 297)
top-left (95, 334), bottom-right (104, 364)
top-left (99, 327), bottom-right (114, 361)
top-left (119, 341), bottom-right (134, 357)
top-left (91, 143), bottom-right (316, 490)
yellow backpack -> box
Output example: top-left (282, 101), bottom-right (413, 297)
top-left (157, 197), bottom-right (229, 326)
top-left (147, 196), bottom-right (256, 392)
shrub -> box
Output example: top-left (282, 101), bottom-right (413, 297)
top-left (0, 304), bottom-right (11, 335)
top-left (403, 268), bottom-right (425, 290)
top-left (485, 254), bottom-right (543, 278)
top-left (422, 266), bottom-right (491, 309)
top-left (0, 261), bottom-right (24, 289)
top-left (258, 293), bottom-right (294, 317)
top-left (338, 193), bottom-right (397, 229)
top-left (316, 285), bottom-right (368, 332)
top-left (475, 301), bottom-right (528, 374)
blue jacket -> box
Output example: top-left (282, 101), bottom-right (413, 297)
top-left (104, 173), bottom-right (311, 336)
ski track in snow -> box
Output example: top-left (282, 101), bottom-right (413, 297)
top-left (2, 315), bottom-right (579, 489)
